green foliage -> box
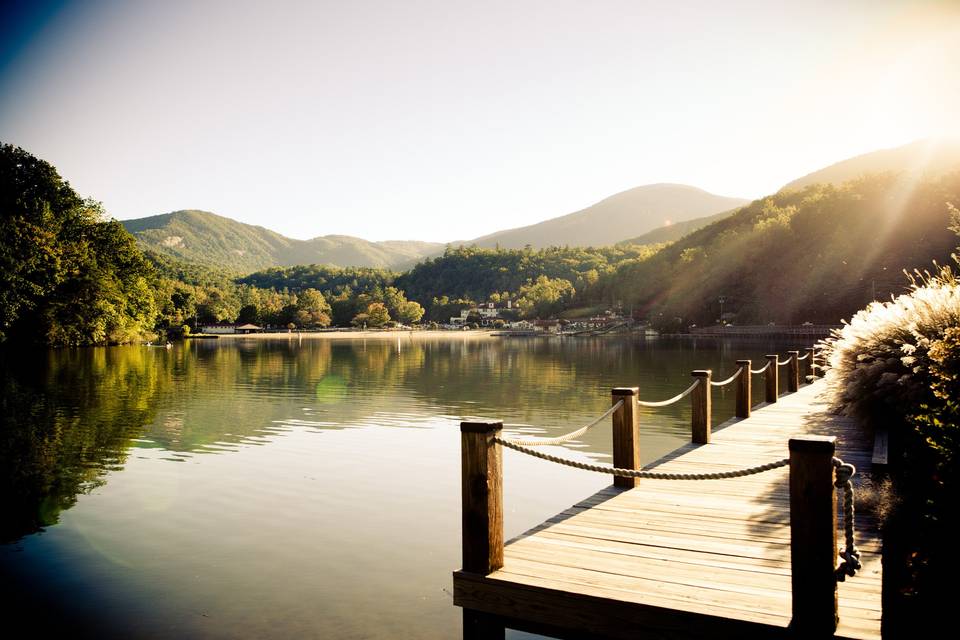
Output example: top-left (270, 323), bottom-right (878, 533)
top-left (238, 264), bottom-right (397, 295)
top-left (395, 245), bottom-right (659, 316)
top-left (362, 302), bottom-right (390, 328)
top-left (426, 296), bottom-right (475, 323)
top-left (124, 210), bottom-right (441, 271)
top-left (0, 143), bottom-right (158, 345)
top-left (822, 234), bottom-right (960, 613)
top-left (516, 276), bottom-right (576, 319)
top-left (294, 288), bottom-right (332, 328)
top-left (396, 300), bottom-right (425, 324)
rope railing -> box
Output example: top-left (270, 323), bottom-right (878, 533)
top-left (834, 458), bottom-right (861, 579)
top-left (777, 357), bottom-right (792, 366)
top-left (709, 367), bottom-right (743, 387)
top-left (636, 379), bottom-right (700, 408)
top-left (496, 435), bottom-right (789, 479)
top-left (797, 352), bottom-right (810, 361)
top-left (492, 435), bottom-right (861, 579)
top-left (750, 361), bottom-right (771, 374)
top-left (500, 401), bottom-right (623, 447)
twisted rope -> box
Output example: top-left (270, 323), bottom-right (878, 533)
top-left (495, 436), bottom-right (789, 479)
top-left (796, 352), bottom-right (810, 361)
top-left (750, 362), bottom-right (771, 374)
top-left (833, 457), bottom-right (861, 580)
top-left (636, 379), bottom-right (700, 408)
top-left (501, 401), bottom-right (623, 446)
top-left (710, 367), bottom-right (743, 387)
top-left (493, 435), bottom-right (860, 580)
top-left (777, 357), bottom-right (792, 366)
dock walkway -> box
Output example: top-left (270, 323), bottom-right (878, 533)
top-left (453, 379), bottom-right (882, 639)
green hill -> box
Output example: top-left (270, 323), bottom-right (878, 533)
top-left (607, 172), bottom-right (960, 329)
top-left (122, 210), bottom-right (443, 271)
top-left (463, 184), bottom-right (748, 250)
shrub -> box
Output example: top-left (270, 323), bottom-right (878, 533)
top-left (821, 263), bottom-right (960, 432)
top-left (821, 259), bottom-right (960, 624)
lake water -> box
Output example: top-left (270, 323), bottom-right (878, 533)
top-left (0, 335), bottom-right (803, 638)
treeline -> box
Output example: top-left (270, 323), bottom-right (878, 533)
top-left (234, 245), bottom-right (660, 324)
top-left (394, 244), bottom-right (660, 306)
top-left (1, 143), bottom-right (157, 346)
top-left (6, 140), bottom-right (960, 346)
top-left (151, 258), bottom-right (424, 332)
top-left (602, 173), bottom-right (960, 330)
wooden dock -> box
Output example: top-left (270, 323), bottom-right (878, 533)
top-left (453, 366), bottom-right (883, 639)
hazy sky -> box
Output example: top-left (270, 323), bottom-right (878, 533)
top-left (1, 0), bottom-right (959, 242)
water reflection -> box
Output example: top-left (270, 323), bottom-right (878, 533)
top-left (0, 335), bottom-right (802, 638)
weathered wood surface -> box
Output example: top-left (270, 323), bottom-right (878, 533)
top-left (453, 380), bottom-right (882, 639)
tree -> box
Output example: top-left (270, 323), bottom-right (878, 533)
top-left (364, 302), bottom-right (390, 327)
top-left (0, 143), bottom-right (160, 345)
top-left (516, 276), bottom-right (575, 319)
top-left (396, 300), bottom-right (425, 324)
top-left (294, 288), bottom-right (331, 328)
top-left (237, 304), bottom-right (259, 324)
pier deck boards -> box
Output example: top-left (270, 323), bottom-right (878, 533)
top-left (453, 380), bottom-right (883, 639)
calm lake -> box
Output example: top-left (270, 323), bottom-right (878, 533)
top-left (0, 335), bottom-right (803, 638)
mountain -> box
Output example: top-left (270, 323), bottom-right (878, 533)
top-left (122, 210), bottom-right (443, 272)
top-left (462, 184), bottom-right (749, 250)
top-left (783, 138), bottom-right (960, 191)
top-left (617, 209), bottom-right (736, 246)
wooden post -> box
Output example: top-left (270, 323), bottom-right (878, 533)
top-left (789, 436), bottom-right (838, 635)
top-left (611, 387), bottom-right (640, 489)
top-left (806, 347), bottom-right (817, 380)
top-left (787, 350), bottom-right (800, 393)
top-left (691, 370), bottom-right (712, 444)
top-left (765, 354), bottom-right (779, 403)
top-left (460, 421), bottom-right (504, 576)
top-left (735, 359), bottom-right (751, 419)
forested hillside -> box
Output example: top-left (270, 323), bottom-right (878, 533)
top-left (605, 172), bottom-right (960, 329)
top-left (394, 244), bottom-right (661, 307)
top-left (124, 210), bottom-right (443, 271)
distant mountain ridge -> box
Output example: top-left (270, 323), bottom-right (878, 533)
top-left (462, 184), bottom-right (749, 250)
top-left (122, 210), bottom-right (443, 272)
top-left (783, 139), bottom-right (960, 191)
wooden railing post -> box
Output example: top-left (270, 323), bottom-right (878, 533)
top-left (787, 350), bottom-right (800, 393)
top-left (611, 387), bottom-right (640, 489)
top-left (806, 347), bottom-right (817, 380)
top-left (460, 420), bottom-right (504, 576)
top-left (765, 354), bottom-right (779, 403)
top-left (691, 370), bottom-right (712, 444)
top-left (736, 359), bottom-right (751, 419)
top-left (789, 436), bottom-right (838, 635)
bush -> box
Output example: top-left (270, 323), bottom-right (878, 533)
top-left (821, 260), bottom-right (960, 624)
top-left (821, 264), bottom-right (960, 432)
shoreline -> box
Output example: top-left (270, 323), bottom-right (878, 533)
top-left (193, 329), bottom-right (501, 341)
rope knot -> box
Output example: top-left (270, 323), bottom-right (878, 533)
top-left (833, 459), bottom-right (856, 486)
top-left (831, 456), bottom-right (860, 579)
top-left (836, 549), bottom-right (862, 581)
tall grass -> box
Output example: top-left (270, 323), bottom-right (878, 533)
top-left (820, 207), bottom-right (960, 625)
top-left (821, 262), bottom-right (960, 431)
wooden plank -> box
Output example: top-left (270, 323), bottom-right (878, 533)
top-left (872, 428), bottom-right (889, 468)
top-left (454, 379), bottom-right (883, 640)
